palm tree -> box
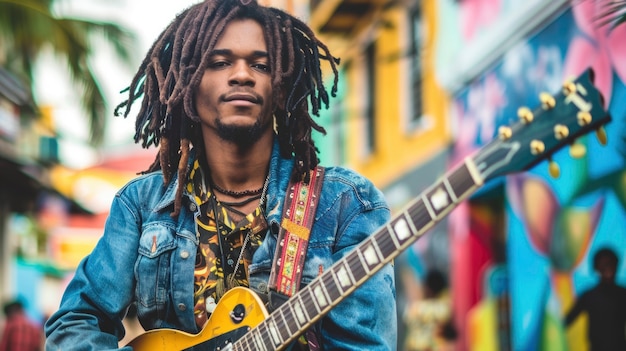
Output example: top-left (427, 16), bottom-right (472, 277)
top-left (0, 0), bottom-right (136, 146)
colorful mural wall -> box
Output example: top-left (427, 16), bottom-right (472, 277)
top-left (445, 1), bottom-right (626, 350)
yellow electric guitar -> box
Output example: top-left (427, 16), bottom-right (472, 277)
top-left (127, 69), bottom-right (612, 350)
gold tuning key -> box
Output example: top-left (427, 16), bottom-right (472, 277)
top-left (563, 81), bottom-right (577, 95)
top-left (569, 143), bottom-right (587, 159)
top-left (530, 140), bottom-right (545, 155)
top-left (548, 159), bottom-right (560, 179)
top-left (554, 124), bottom-right (569, 140)
top-left (540, 92), bottom-right (556, 110)
top-left (498, 126), bottom-right (513, 140)
top-left (596, 126), bottom-right (608, 145)
top-left (577, 111), bottom-right (592, 126)
top-left (517, 107), bottom-right (534, 124)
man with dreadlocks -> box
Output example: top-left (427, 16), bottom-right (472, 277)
top-left (45, 0), bottom-right (396, 349)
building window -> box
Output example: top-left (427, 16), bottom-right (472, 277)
top-left (410, 7), bottom-right (424, 126)
top-left (365, 40), bottom-right (376, 154)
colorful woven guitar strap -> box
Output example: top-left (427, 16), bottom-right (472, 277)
top-left (268, 166), bottom-right (325, 350)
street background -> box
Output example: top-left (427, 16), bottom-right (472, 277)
top-left (1, 0), bottom-right (625, 350)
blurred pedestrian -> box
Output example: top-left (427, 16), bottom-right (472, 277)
top-left (0, 299), bottom-right (42, 351)
top-left (564, 247), bottom-right (626, 351)
top-left (403, 269), bottom-right (457, 351)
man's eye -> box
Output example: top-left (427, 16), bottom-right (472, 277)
top-left (253, 63), bottom-right (270, 72)
top-left (209, 61), bottom-right (229, 68)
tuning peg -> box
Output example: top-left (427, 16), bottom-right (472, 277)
top-left (569, 143), bottom-right (586, 158)
top-left (530, 140), bottom-right (545, 155)
top-left (517, 107), bottom-right (534, 124)
top-left (540, 92), bottom-right (556, 110)
top-left (596, 126), bottom-right (608, 145)
top-left (498, 126), bottom-right (512, 140)
top-left (554, 124), bottom-right (569, 140)
top-left (577, 111), bottom-right (592, 126)
top-left (562, 81), bottom-right (577, 95)
top-left (548, 159), bottom-right (560, 178)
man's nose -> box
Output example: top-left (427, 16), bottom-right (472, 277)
top-left (229, 61), bottom-right (255, 86)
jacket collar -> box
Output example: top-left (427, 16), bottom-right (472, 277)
top-left (152, 138), bottom-right (295, 218)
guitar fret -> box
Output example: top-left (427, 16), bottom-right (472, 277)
top-left (242, 334), bottom-right (251, 351)
top-left (387, 216), bottom-right (412, 249)
top-left (358, 239), bottom-right (382, 272)
top-left (356, 250), bottom-right (371, 275)
top-left (443, 178), bottom-right (458, 202)
top-left (449, 160), bottom-right (481, 200)
top-left (260, 324), bottom-right (272, 351)
top-left (407, 198), bottom-right (431, 233)
top-left (386, 223), bottom-right (402, 249)
top-left (463, 157), bottom-right (484, 189)
top-left (253, 327), bottom-right (266, 351)
top-left (335, 260), bottom-right (355, 291)
top-left (267, 315), bottom-right (282, 347)
top-left (420, 193), bottom-right (437, 221)
top-left (424, 182), bottom-right (450, 218)
top-left (302, 285), bottom-right (320, 317)
top-left (322, 268), bottom-right (342, 301)
top-left (286, 305), bottom-right (301, 338)
top-left (388, 210), bottom-right (418, 247)
top-left (294, 294), bottom-right (310, 325)
top-left (244, 332), bottom-right (254, 350)
top-left (374, 228), bottom-right (396, 258)
top-left (283, 300), bottom-right (302, 332)
top-left (403, 208), bottom-right (420, 235)
top-left (277, 307), bottom-right (294, 342)
top-left (329, 265), bottom-right (347, 296)
top-left (346, 251), bottom-right (367, 282)
top-left (370, 238), bottom-right (385, 263)
top-left (265, 323), bottom-right (276, 350)
top-left (311, 281), bottom-right (330, 311)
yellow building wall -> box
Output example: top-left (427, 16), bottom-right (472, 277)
top-left (319, 2), bottom-right (451, 189)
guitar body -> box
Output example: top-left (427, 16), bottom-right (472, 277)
top-left (127, 287), bottom-right (268, 351)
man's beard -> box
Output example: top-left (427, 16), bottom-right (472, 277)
top-left (215, 117), bottom-right (270, 147)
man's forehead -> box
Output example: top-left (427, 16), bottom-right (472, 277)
top-left (212, 19), bottom-right (268, 50)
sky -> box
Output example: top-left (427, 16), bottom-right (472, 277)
top-left (35, 0), bottom-right (200, 169)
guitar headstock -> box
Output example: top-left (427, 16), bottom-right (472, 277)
top-left (473, 68), bottom-right (612, 182)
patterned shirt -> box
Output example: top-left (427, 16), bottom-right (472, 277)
top-left (186, 159), bottom-right (268, 329)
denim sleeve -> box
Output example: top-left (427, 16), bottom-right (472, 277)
top-left (44, 189), bottom-right (140, 351)
top-left (318, 179), bottom-right (397, 350)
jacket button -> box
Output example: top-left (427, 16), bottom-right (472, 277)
top-left (258, 282), bottom-right (268, 293)
top-left (178, 303), bottom-right (186, 311)
top-left (180, 251), bottom-right (190, 259)
top-left (189, 202), bottom-right (197, 212)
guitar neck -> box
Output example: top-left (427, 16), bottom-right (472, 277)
top-left (233, 157), bottom-right (484, 350)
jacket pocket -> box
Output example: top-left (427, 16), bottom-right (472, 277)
top-left (134, 224), bottom-right (177, 327)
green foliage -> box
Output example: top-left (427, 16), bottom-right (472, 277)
top-left (0, 0), bottom-right (137, 146)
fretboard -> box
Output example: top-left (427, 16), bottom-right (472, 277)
top-left (233, 157), bottom-right (484, 351)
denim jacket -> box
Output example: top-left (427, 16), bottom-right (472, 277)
top-left (45, 140), bottom-right (397, 350)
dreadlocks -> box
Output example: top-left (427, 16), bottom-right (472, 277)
top-left (114, 0), bottom-right (339, 217)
